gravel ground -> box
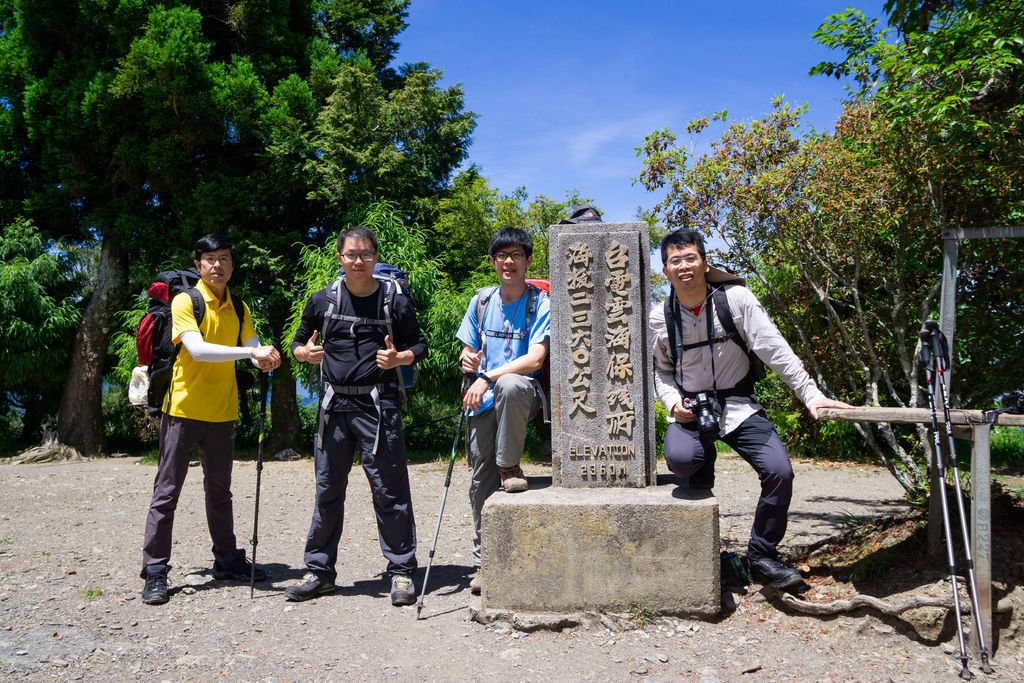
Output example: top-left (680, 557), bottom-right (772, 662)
top-left (1, 452), bottom-right (1022, 682)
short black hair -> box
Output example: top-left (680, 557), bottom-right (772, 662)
top-left (660, 229), bottom-right (706, 263)
top-left (194, 234), bottom-right (235, 262)
top-left (488, 227), bottom-right (533, 259)
top-left (336, 225), bottom-right (380, 254)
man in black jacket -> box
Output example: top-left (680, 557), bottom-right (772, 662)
top-left (286, 226), bottom-right (427, 606)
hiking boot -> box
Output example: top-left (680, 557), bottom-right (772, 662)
top-left (212, 552), bottom-right (267, 582)
top-left (498, 465), bottom-right (528, 493)
top-left (284, 574), bottom-right (336, 602)
top-left (141, 568), bottom-right (169, 605)
top-left (749, 556), bottom-right (802, 589)
top-left (390, 574), bottom-right (416, 606)
top-left (469, 571), bottom-right (482, 596)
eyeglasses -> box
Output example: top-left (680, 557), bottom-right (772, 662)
top-left (341, 251), bottom-right (377, 262)
top-left (666, 255), bottom-right (702, 267)
top-left (493, 251), bottom-right (526, 263)
top-left (201, 256), bottom-right (233, 266)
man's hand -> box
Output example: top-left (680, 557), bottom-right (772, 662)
top-left (376, 335), bottom-right (409, 370)
top-left (460, 348), bottom-right (484, 375)
top-left (671, 401), bottom-right (696, 424)
top-left (252, 345), bottom-right (281, 371)
top-left (462, 375), bottom-right (489, 412)
top-left (808, 397), bottom-right (854, 419)
top-left (294, 331), bottom-right (324, 365)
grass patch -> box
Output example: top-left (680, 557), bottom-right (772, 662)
top-left (628, 600), bottom-right (659, 627)
top-left (83, 587), bottom-right (102, 600)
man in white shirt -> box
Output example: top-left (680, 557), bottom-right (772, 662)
top-left (650, 229), bottom-right (850, 588)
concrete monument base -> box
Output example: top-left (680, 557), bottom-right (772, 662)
top-left (479, 483), bottom-right (720, 618)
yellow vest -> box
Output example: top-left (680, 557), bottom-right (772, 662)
top-left (163, 280), bottom-right (257, 423)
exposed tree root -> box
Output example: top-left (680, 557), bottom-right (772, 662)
top-left (12, 432), bottom-right (88, 464)
top-left (778, 591), bottom-right (959, 616)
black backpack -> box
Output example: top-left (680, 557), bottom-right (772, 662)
top-left (664, 283), bottom-right (766, 397)
top-left (133, 269), bottom-right (249, 416)
top-left (475, 282), bottom-right (550, 421)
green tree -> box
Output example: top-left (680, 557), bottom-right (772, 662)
top-left (2, 1), bottom-right (474, 457)
top-left (0, 219), bottom-right (83, 450)
top-left (811, 0), bottom-right (1024, 403)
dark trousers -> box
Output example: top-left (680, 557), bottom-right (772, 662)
top-left (141, 415), bottom-right (238, 577)
top-left (664, 412), bottom-right (793, 560)
top-left (302, 408), bottom-right (417, 581)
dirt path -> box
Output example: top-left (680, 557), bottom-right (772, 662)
top-left (0, 454), bottom-right (1020, 681)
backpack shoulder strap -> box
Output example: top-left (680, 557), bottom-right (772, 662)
top-left (475, 286), bottom-right (499, 358)
top-left (321, 277), bottom-right (344, 343)
top-left (712, 285), bottom-right (746, 352)
top-left (664, 295), bottom-right (685, 389)
top-left (229, 291), bottom-right (246, 346)
top-left (525, 283), bottom-right (543, 338)
top-left (186, 288), bottom-right (206, 333)
top-left (712, 284), bottom-right (765, 392)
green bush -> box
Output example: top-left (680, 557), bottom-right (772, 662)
top-left (654, 401), bottom-right (668, 458)
top-left (992, 427), bottom-right (1024, 467)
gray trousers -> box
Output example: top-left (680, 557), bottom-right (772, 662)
top-left (467, 374), bottom-right (540, 565)
top-left (302, 408), bottom-right (417, 581)
top-left (664, 412), bottom-right (793, 560)
top-left (141, 415), bottom-right (238, 577)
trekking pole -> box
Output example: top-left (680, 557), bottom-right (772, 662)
top-left (250, 371), bottom-right (270, 599)
top-left (923, 321), bottom-right (994, 674)
top-left (416, 400), bottom-right (469, 619)
top-left (919, 327), bottom-right (973, 680)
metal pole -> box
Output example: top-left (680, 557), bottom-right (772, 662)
top-left (971, 424), bottom-right (993, 655)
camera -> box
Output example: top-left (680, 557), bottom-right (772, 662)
top-left (686, 392), bottom-right (722, 436)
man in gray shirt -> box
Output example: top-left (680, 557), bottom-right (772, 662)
top-left (651, 229), bottom-right (850, 588)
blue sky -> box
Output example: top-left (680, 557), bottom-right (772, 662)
top-left (396, 1), bottom-right (885, 223)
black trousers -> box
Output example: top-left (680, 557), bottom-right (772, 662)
top-left (141, 415), bottom-right (238, 577)
top-left (664, 412), bottom-right (793, 560)
top-left (301, 408), bottom-right (417, 581)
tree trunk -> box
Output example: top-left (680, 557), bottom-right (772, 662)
top-left (265, 304), bottom-right (302, 457)
top-left (54, 233), bottom-right (126, 457)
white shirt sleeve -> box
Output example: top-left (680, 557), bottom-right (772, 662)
top-left (179, 330), bottom-right (259, 363)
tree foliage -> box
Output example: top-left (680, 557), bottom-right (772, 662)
top-left (1, 1), bottom-right (475, 456)
top-left (0, 219), bottom-right (84, 447)
top-left (637, 0), bottom-right (1024, 495)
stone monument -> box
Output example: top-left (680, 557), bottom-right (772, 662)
top-left (476, 220), bottom-right (720, 619)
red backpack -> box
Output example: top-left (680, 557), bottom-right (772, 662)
top-left (132, 269), bottom-right (246, 416)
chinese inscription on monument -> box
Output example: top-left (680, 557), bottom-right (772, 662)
top-left (551, 222), bottom-right (655, 488)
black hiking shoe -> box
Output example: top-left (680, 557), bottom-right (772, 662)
top-left (390, 573), bottom-right (416, 606)
top-left (212, 553), bottom-right (267, 582)
top-left (284, 574), bottom-right (336, 602)
top-left (141, 569), bottom-right (169, 605)
top-left (749, 556), bottom-right (802, 589)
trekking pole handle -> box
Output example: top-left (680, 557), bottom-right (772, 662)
top-left (921, 320), bottom-right (950, 371)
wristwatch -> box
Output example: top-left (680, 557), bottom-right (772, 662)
top-left (478, 372), bottom-right (493, 384)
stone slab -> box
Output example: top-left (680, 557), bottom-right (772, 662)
top-left (480, 484), bottom-right (720, 617)
top-left (548, 221), bottom-right (656, 488)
